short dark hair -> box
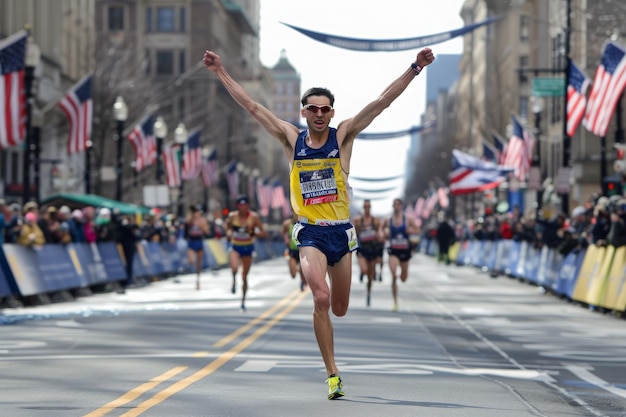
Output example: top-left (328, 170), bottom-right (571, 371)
top-left (301, 87), bottom-right (335, 107)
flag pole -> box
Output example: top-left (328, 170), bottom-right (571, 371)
top-left (560, 0), bottom-right (572, 215)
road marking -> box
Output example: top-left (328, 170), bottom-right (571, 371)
top-left (567, 365), bottom-right (626, 399)
top-left (82, 288), bottom-right (307, 417)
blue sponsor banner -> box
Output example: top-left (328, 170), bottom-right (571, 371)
top-left (283, 16), bottom-right (500, 52)
top-left (133, 242), bottom-right (154, 278)
top-left (35, 244), bottom-right (83, 291)
top-left (71, 243), bottom-right (110, 285)
top-left (97, 242), bottom-right (127, 281)
top-left (0, 246), bottom-right (15, 296)
top-left (525, 245), bottom-right (541, 283)
top-left (143, 242), bottom-right (166, 276)
top-left (510, 241), bottom-right (525, 278)
top-left (202, 240), bottom-right (216, 269)
top-left (556, 249), bottom-right (586, 298)
top-left (494, 240), bottom-right (513, 274)
top-left (2, 244), bottom-right (46, 296)
top-left (483, 241), bottom-right (496, 269)
top-left (157, 242), bottom-right (176, 275)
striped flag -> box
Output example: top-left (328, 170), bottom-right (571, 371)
top-left (247, 171), bottom-right (257, 205)
top-left (256, 177), bottom-right (272, 217)
top-left (162, 144), bottom-right (181, 187)
top-left (502, 117), bottom-right (535, 181)
top-left (421, 191), bottom-right (439, 219)
top-left (0, 30), bottom-right (27, 149)
top-left (437, 187), bottom-right (449, 209)
top-left (271, 179), bottom-right (290, 218)
top-left (492, 132), bottom-right (508, 164)
top-left (224, 160), bottom-right (240, 199)
top-left (57, 74), bottom-right (93, 154)
top-left (449, 149), bottom-right (514, 195)
top-left (482, 141), bottom-right (498, 163)
top-left (414, 197), bottom-right (425, 219)
top-left (201, 148), bottom-right (219, 187)
top-left (566, 61), bottom-right (591, 137)
top-left (583, 41), bottom-right (626, 137)
top-left (182, 129), bottom-right (202, 180)
top-left (128, 115), bottom-right (157, 172)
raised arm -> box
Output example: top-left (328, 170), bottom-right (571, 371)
top-left (336, 48), bottom-right (435, 147)
top-left (203, 50), bottom-right (300, 152)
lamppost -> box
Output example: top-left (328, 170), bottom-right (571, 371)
top-left (532, 97), bottom-right (544, 218)
top-left (202, 145), bottom-right (211, 212)
top-left (113, 96), bottom-right (128, 202)
top-left (154, 116), bottom-right (167, 182)
top-left (174, 123), bottom-right (188, 218)
top-left (250, 168), bottom-right (260, 210)
top-left (21, 34), bottom-right (40, 204)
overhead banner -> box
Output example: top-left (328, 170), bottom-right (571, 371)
top-left (282, 17), bottom-right (500, 52)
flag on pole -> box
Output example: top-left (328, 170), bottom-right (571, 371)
top-left (566, 61), bottom-right (591, 137)
top-left (201, 148), bottom-right (219, 187)
top-left (449, 149), bottom-right (514, 195)
top-left (0, 30), bottom-right (27, 149)
top-left (224, 160), bottom-right (240, 199)
top-left (271, 179), bottom-right (290, 218)
top-left (492, 132), bottom-right (508, 164)
top-left (257, 177), bottom-right (272, 216)
top-left (162, 144), bottom-right (181, 187)
top-left (502, 117), bottom-right (535, 181)
top-left (128, 115), bottom-right (157, 172)
top-left (421, 191), bottom-right (439, 219)
top-left (414, 197), bottom-right (425, 219)
top-left (482, 141), bottom-right (498, 163)
top-left (583, 41), bottom-right (626, 137)
top-left (57, 74), bottom-right (93, 154)
top-left (182, 129), bottom-right (202, 180)
top-left (437, 187), bottom-right (449, 209)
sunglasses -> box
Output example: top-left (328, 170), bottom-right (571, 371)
top-left (304, 104), bottom-right (333, 114)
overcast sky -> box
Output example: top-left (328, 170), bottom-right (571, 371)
top-left (258, 0), bottom-right (467, 215)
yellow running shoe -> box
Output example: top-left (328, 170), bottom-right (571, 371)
top-left (326, 374), bottom-right (345, 400)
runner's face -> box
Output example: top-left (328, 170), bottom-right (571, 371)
top-left (301, 96), bottom-right (333, 133)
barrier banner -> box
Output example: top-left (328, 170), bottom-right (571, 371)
top-left (493, 240), bottom-right (512, 274)
top-left (202, 240), bottom-right (216, 269)
top-left (601, 246), bottom-right (626, 310)
top-left (2, 244), bottom-right (47, 296)
top-left (483, 241), bottom-right (497, 270)
top-left (0, 247), bottom-right (16, 297)
top-left (455, 240), bottom-right (470, 265)
top-left (572, 245), bottom-right (606, 304)
top-left (35, 244), bottom-right (83, 291)
top-left (71, 243), bottom-right (107, 286)
top-left (133, 242), bottom-right (154, 278)
top-left (448, 241), bottom-right (460, 262)
top-left (157, 242), bottom-right (176, 275)
top-left (426, 239), bottom-right (437, 257)
top-left (525, 245), bottom-right (541, 283)
top-left (545, 249), bottom-right (563, 292)
top-left (512, 241), bottom-right (528, 279)
top-left (555, 249), bottom-right (586, 298)
top-left (469, 240), bottom-right (484, 267)
top-left (535, 246), bottom-right (551, 285)
top-left (142, 242), bottom-right (166, 276)
top-left (586, 245), bottom-right (615, 306)
top-left (207, 239), bottom-right (229, 267)
top-left (97, 242), bottom-right (127, 281)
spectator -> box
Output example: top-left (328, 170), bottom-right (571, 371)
top-left (536, 212), bottom-right (566, 249)
top-left (38, 206), bottom-right (60, 243)
top-left (68, 210), bottom-right (86, 243)
top-left (590, 198), bottom-right (611, 247)
top-left (56, 205), bottom-right (72, 244)
top-left (116, 214), bottom-right (141, 293)
top-left (5, 203), bottom-right (23, 243)
top-left (17, 212), bottom-right (45, 247)
top-left (0, 199), bottom-right (7, 244)
top-left (607, 200), bottom-right (626, 248)
top-left (435, 212), bottom-right (455, 265)
top-left (95, 207), bottom-right (118, 242)
top-left (83, 207), bottom-right (98, 243)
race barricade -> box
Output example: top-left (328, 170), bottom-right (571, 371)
top-left (525, 244), bottom-right (542, 284)
top-left (600, 245), bottom-right (626, 311)
top-left (511, 241), bottom-right (529, 279)
top-left (91, 242), bottom-right (127, 282)
top-left (206, 238), bottom-right (228, 267)
top-left (554, 248), bottom-right (586, 298)
top-left (448, 241), bottom-right (460, 262)
top-left (483, 240), bottom-right (497, 271)
top-left (0, 249), bottom-right (15, 297)
top-left (572, 245), bottom-right (607, 305)
top-left (493, 239), bottom-right (513, 275)
top-left (69, 243), bottom-right (112, 286)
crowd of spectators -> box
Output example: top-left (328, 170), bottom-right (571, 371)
top-left (425, 193), bottom-right (626, 258)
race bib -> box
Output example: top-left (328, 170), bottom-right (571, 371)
top-left (299, 168), bottom-right (338, 205)
top-left (359, 229), bottom-right (377, 242)
top-left (390, 237), bottom-right (409, 249)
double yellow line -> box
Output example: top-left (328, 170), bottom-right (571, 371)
top-left (83, 288), bottom-right (308, 417)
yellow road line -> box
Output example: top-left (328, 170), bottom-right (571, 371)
top-left (82, 366), bottom-right (188, 417)
top-left (119, 290), bottom-right (309, 417)
top-left (213, 288), bottom-right (301, 348)
top-left (83, 288), bottom-right (308, 417)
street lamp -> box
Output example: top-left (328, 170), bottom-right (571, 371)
top-left (22, 34), bottom-right (40, 204)
top-left (202, 146), bottom-right (211, 212)
top-left (532, 97), bottom-right (544, 218)
top-left (113, 96), bottom-right (128, 201)
top-left (174, 123), bottom-right (188, 217)
top-left (154, 116), bottom-right (168, 182)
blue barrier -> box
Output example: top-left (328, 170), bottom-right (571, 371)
top-left (555, 249), bottom-right (586, 298)
top-left (0, 248), bottom-right (15, 297)
top-left (69, 243), bottom-right (110, 286)
top-left (2, 244), bottom-right (48, 296)
top-left (97, 242), bottom-right (127, 281)
top-left (35, 244), bottom-right (83, 290)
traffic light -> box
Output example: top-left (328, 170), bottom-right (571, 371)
top-left (602, 176), bottom-right (621, 196)
top-left (222, 207), bottom-right (229, 218)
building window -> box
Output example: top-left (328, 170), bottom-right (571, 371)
top-left (180, 7), bottom-right (186, 33)
top-left (179, 50), bottom-right (186, 74)
top-left (146, 7), bottom-right (152, 33)
top-left (156, 51), bottom-right (174, 75)
top-left (518, 56), bottom-right (528, 85)
top-left (177, 96), bottom-right (185, 121)
top-left (157, 7), bottom-right (176, 32)
top-left (520, 16), bottom-right (530, 42)
top-left (519, 96), bottom-right (529, 120)
top-left (10, 151), bottom-right (19, 183)
top-left (108, 6), bottom-right (124, 31)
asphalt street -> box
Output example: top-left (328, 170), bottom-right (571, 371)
top-left (1, 252), bottom-right (626, 416)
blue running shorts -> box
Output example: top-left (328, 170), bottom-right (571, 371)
top-left (294, 222), bottom-right (359, 266)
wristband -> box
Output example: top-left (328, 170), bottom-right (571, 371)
top-left (410, 62), bottom-right (422, 75)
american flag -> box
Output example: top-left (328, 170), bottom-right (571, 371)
top-left (128, 115), bottom-right (157, 172)
top-left (224, 160), bottom-right (240, 199)
top-left (482, 141), bottom-right (498, 163)
top-left (271, 179), bottom-right (291, 218)
top-left (566, 61), bottom-right (591, 137)
top-left (256, 177), bottom-right (272, 216)
top-left (162, 144), bottom-right (181, 187)
top-left (0, 30), bottom-right (27, 149)
top-left (420, 191), bottom-right (439, 219)
top-left (492, 132), bottom-right (508, 164)
top-left (182, 129), bottom-right (202, 180)
top-left (414, 197), bottom-right (425, 219)
top-left (247, 171), bottom-right (258, 205)
top-left (57, 74), bottom-right (93, 155)
top-left (583, 41), bottom-right (626, 137)
top-left (449, 149), bottom-right (514, 195)
top-left (201, 148), bottom-right (218, 187)
top-left (502, 117), bottom-right (535, 181)
top-left (437, 187), bottom-right (449, 209)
